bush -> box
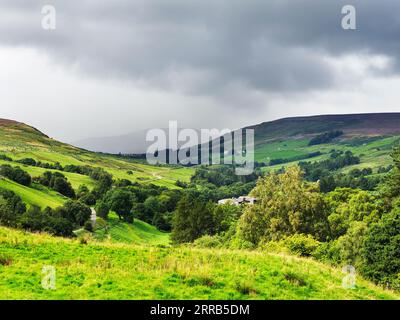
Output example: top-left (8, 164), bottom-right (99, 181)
top-left (16, 158), bottom-right (36, 166)
top-left (228, 234), bottom-right (256, 250)
top-left (0, 154), bottom-right (12, 162)
top-left (194, 235), bottom-right (224, 248)
top-left (283, 234), bottom-right (320, 257)
top-left (84, 220), bottom-right (93, 232)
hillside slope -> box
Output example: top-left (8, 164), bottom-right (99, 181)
top-left (246, 114), bottom-right (400, 168)
top-left (0, 119), bottom-right (193, 189)
top-left (248, 113), bottom-right (400, 143)
top-left (0, 226), bottom-right (398, 300)
top-left (0, 119), bottom-right (182, 245)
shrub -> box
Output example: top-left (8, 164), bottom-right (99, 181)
top-left (0, 254), bottom-right (12, 266)
top-left (194, 235), bottom-right (223, 248)
top-left (312, 241), bottom-right (341, 265)
top-left (16, 158), bottom-right (36, 166)
top-left (283, 234), bottom-right (320, 257)
top-left (84, 220), bottom-right (93, 232)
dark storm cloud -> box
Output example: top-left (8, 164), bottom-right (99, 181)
top-left (0, 0), bottom-right (399, 96)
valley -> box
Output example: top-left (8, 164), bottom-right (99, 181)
top-left (1, 114), bottom-right (400, 300)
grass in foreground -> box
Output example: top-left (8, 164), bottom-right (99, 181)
top-left (0, 227), bottom-right (398, 300)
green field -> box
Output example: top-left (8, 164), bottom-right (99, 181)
top-left (0, 226), bottom-right (397, 300)
top-left (93, 213), bottom-right (170, 246)
top-left (0, 179), bottom-right (66, 208)
top-left (256, 135), bottom-right (400, 173)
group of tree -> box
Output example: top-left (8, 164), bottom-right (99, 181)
top-left (171, 191), bottom-right (242, 243)
top-left (171, 148), bottom-right (400, 290)
top-left (0, 164), bottom-right (31, 186)
top-left (191, 165), bottom-right (261, 187)
top-left (308, 130), bottom-right (343, 146)
top-left (0, 154), bottom-right (63, 170)
top-left (300, 150), bottom-right (360, 182)
top-left (35, 171), bottom-right (76, 198)
top-left (0, 188), bottom-right (91, 237)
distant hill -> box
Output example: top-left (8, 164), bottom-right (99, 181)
top-left (70, 113), bottom-right (400, 154)
top-left (248, 113), bottom-right (400, 145)
top-left (72, 129), bottom-right (150, 154)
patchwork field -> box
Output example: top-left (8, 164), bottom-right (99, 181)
top-left (257, 135), bottom-right (400, 173)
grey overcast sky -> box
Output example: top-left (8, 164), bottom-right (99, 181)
top-left (1, 0), bottom-right (400, 142)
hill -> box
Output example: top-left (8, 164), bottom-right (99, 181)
top-left (71, 113), bottom-right (400, 155)
top-left (248, 113), bottom-right (400, 142)
top-left (0, 226), bottom-right (398, 300)
top-left (247, 113), bottom-right (400, 170)
top-left (0, 118), bottom-right (192, 245)
top-left (0, 119), bottom-right (193, 189)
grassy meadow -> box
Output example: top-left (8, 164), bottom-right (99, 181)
top-left (0, 227), bottom-right (398, 300)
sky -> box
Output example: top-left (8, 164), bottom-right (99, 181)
top-left (1, 0), bottom-right (400, 142)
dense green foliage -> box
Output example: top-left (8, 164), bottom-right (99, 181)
top-left (0, 165), bottom-right (31, 186)
top-left (0, 186), bottom-right (90, 236)
top-left (35, 171), bottom-right (76, 198)
top-left (238, 166), bottom-right (330, 244)
top-left (171, 193), bottom-right (215, 243)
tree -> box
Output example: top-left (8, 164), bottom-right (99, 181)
top-left (238, 166), bottom-right (330, 245)
top-left (335, 221), bottom-right (367, 268)
top-left (77, 185), bottom-right (90, 198)
top-left (37, 171), bottom-right (75, 198)
top-left (171, 193), bottom-right (214, 243)
top-left (60, 200), bottom-right (91, 226)
top-left (143, 196), bottom-right (162, 223)
top-left (19, 205), bottom-right (47, 231)
top-left (213, 204), bottom-right (242, 234)
top-left (53, 176), bottom-right (76, 198)
top-left (95, 201), bottom-right (110, 220)
top-left (105, 189), bottom-right (134, 222)
top-left (361, 206), bottom-right (400, 287)
top-left (0, 189), bottom-right (26, 227)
